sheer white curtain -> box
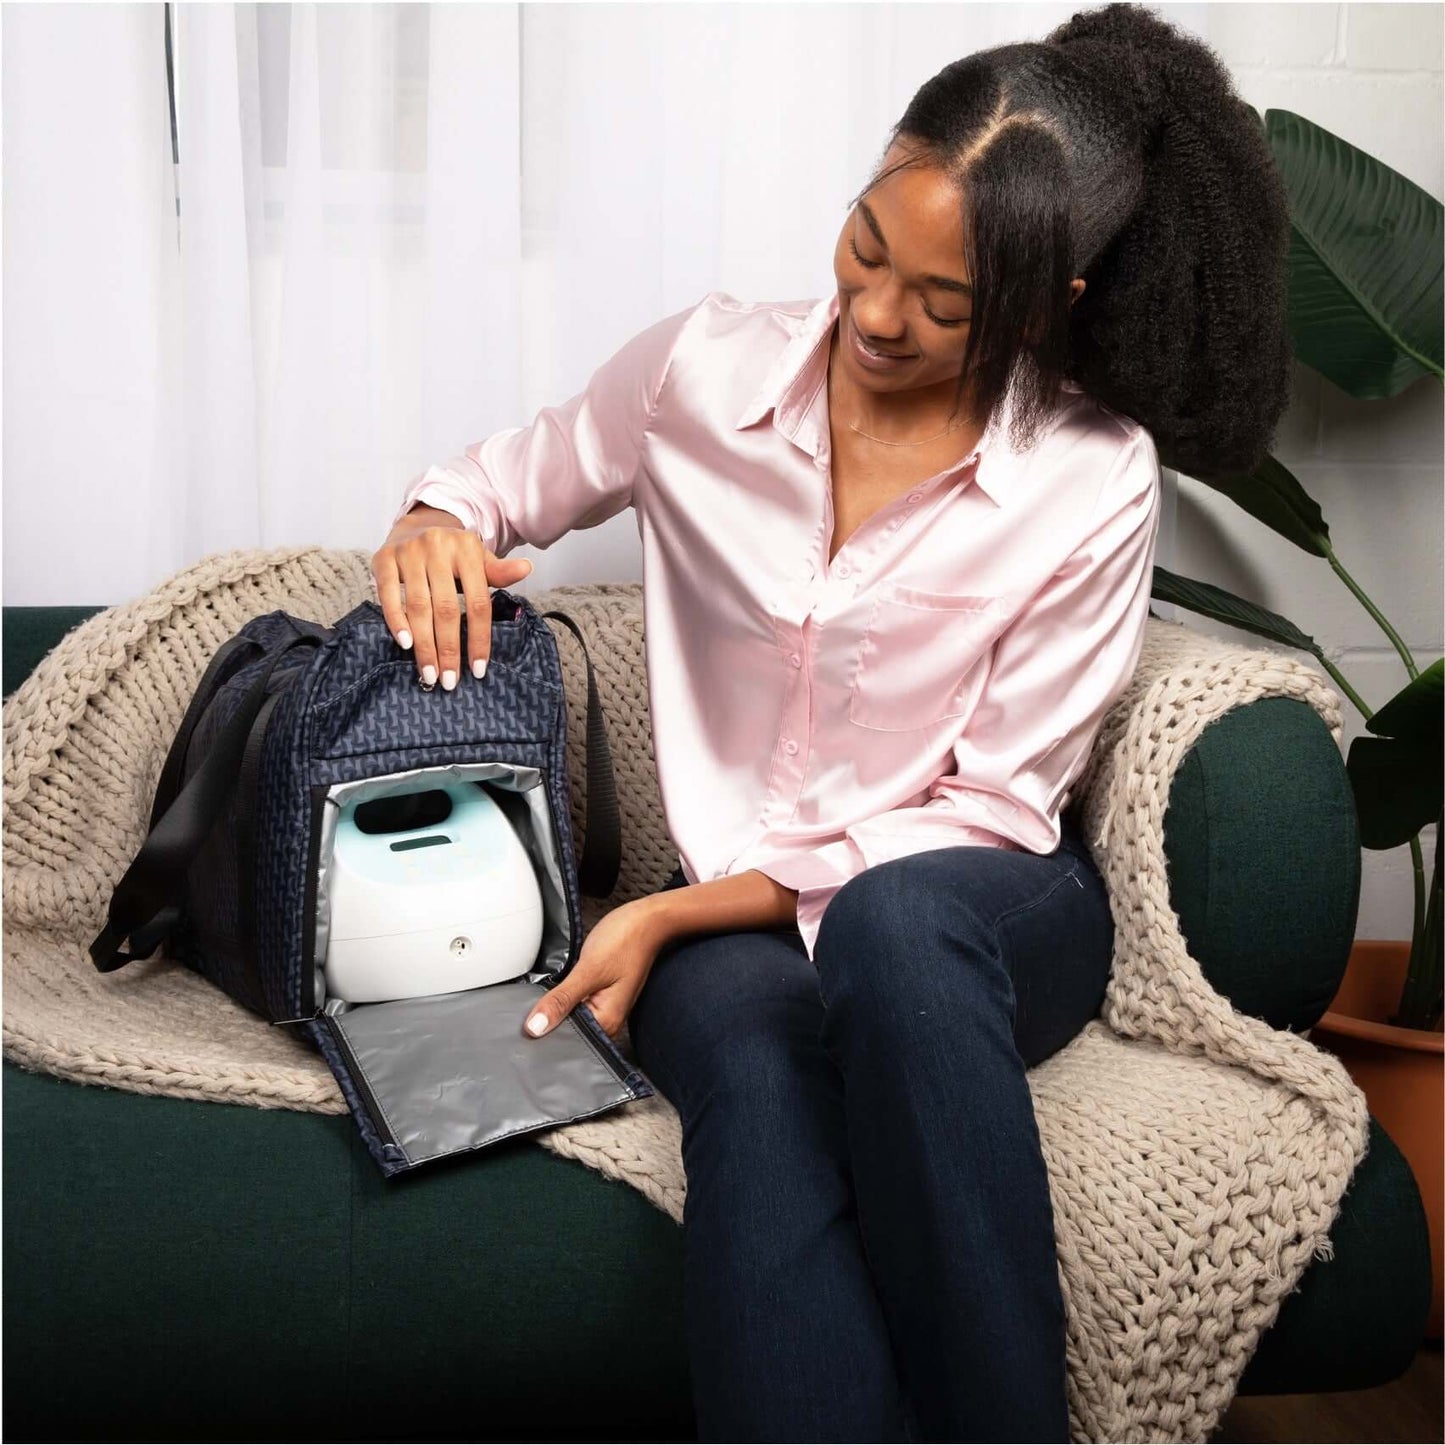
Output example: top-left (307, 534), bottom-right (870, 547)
top-left (3, 2), bottom-right (1190, 605)
top-left (155, 2), bottom-right (524, 577)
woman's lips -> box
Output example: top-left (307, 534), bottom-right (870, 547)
top-left (848, 318), bottom-right (916, 371)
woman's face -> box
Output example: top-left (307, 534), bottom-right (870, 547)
top-left (831, 139), bottom-right (974, 398)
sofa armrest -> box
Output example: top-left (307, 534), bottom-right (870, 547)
top-left (2, 607), bottom-right (107, 700)
top-left (1077, 617), bottom-right (1360, 1035)
top-left (1163, 695), bottom-right (1360, 1033)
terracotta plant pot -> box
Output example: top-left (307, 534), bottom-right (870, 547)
top-left (1311, 940), bottom-right (1443, 1340)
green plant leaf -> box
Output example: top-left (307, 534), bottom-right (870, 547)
top-left (1266, 108), bottom-right (1444, 396)
top-left (1150, 567), bottom-right (1319, 654)
top-left (1347, 734), bottom-right (1444, 849)
top-left (1366, 658), bottom-right (1444, 743)
top-left (1189, 454), bottom-right (1331, 556)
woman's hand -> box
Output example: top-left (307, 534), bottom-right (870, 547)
top-left (371, 504), bottom-right (534, 687)
top-left (523, 897), bottom-right (667, 1042)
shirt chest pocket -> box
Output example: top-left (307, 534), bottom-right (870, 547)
top-left (846, 584), bottom-right (1010, 732)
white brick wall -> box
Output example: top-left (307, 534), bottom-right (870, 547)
top-left (1179, 4), bottom-right (1443, 945)
top-left (1209, 3), bottom-right (1344, 66)
top-left (1345, 0), bottom-right (1445, 71)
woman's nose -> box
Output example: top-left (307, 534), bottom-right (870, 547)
top-left (852, 290), bottom-right (909, 346)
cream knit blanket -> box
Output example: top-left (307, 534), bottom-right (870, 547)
top-left (3, 546), bottom-right (1370, 1443)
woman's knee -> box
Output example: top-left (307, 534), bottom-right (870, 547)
top-left (820, 843), bottom-right (1111, 1068)
top-left (814, 857), bottom-right (1003, 1016)
top-left (812, 846), bottom-right (1111, 1065)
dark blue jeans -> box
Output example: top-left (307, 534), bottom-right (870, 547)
top-left (627, 806), bottom-right (1113, 1443)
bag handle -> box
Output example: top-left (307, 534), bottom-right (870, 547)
top-left (540, 610), bottom-right (622, 900)
top-left (89, 633), bottom-right (324, 973)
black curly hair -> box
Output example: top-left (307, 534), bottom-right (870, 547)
top-left (851, 2), bottom-right (1292, 479)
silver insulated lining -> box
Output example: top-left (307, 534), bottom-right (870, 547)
top-left (312, 762), bottom-right (636, 1169)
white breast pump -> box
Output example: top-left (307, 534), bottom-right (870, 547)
top-left (324, 781), bottom-right (545, 1004)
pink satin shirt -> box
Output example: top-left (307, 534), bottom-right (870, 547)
top-left (394, 291), bottom-right (1162, 960)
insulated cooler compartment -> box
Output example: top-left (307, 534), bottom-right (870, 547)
top-left (303, 762), bottom-right (652, 1175)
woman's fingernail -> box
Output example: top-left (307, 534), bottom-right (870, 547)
top-left (473, 658), bottom-right (488, 679)
top-left (397, 629), bottom-right (413, 650)
top-left (442, 669), bottom-right (457, 691)
top-left (526, 1012), bottom-right (549, 1037)
top-left (421, 664), bottom-right (437, 687)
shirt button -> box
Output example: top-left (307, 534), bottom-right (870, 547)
top-left (783, 739), bottom-right (799, 755)
top-left (836, 563), bottom-right (852, 579)
top-left (907, 492), bottom-right (923, 504)
top-left (789, 653), bottom-right (802, 667)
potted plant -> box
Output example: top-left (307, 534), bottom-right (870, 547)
top-left (1148, 109), bottom-right (1443, 1336)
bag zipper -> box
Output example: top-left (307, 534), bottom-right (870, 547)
top-left (322, 1012), bottom-right (400, 1151)
top-left (235, 687), bottom-right (285, 1012)
top-left (300, 784), bottom-right (328, 1017)
top-left (540, 765), bottom-right (638, 1092)
top-left (548, 748), bottom-right (580, 977)
top-left (565, 1003), bottom-right (642, 1093)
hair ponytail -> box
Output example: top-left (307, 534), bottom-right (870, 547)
top-left (1048, 4), bottom-right (1292, 476)
top-left (875, 3), bottom-right (1293, 477)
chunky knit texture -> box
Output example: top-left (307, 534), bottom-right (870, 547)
top-left (2, 545), bottom-right (1370, 1443)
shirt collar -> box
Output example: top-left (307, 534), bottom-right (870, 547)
top-left (735, 292), bottom-right (1063, 509)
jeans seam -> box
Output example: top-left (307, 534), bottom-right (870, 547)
top-left (987, 859), bottom-right (1085, 935)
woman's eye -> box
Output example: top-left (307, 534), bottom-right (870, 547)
top-left (848, 232), bottom-right (969, 328)
top-left (848, 238), bottom-right (883, 270)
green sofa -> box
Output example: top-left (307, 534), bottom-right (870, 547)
top-left (2, 605), bottom-right (1433, 1444)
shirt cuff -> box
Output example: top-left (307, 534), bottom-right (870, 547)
top-left (392, 473), bottom-right (496, 547)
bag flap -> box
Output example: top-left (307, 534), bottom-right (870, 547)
top-left (314, 987), bottom-right (652, 1177)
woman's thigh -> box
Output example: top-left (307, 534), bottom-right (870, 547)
top-left (815, 807), bottom-right (1114, 1069)
top-left (633, 810), bottom-right (1113, 1081)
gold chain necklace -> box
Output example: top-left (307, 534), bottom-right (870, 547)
top-left (830, 351), bottom-right (968, 448)
top-left (847, 416), bottom-right (966, 447)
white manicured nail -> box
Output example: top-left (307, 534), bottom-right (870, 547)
top-left (526, 1012), bottom-right (548, 1037)
top-left (473, 658), bottom-right (488, 679)
top-left (397, 629), bottom-right (413, 650)
top-left (421, 664), bottom-right (437, 686)
top-left (442, 669), bottom-right (457, 691)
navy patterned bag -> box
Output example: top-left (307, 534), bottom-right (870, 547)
top-left (88, 591), bottom-right (654, 1176)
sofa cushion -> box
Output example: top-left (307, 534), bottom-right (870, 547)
top-left (2, 1062), bottom-right (695, 1444)
top-left (3, 1058), bottom-right (1429, 1441)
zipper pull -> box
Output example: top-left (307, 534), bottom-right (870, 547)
top-left (269, 1010), bottom-right (323, 1028)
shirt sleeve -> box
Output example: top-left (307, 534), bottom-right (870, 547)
top-left (749, 425), bottom-right (1163, 959)
top-left (390, 302), bottom-right (696, 553)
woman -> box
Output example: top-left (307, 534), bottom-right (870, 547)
top-left (370, 6), bottom-right (1290, 1440)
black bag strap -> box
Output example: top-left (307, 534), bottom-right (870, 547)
top-left (89, 633), bottom-right (324, 973)
top-left (540, 610), bottom-right (622, 899)
top-left (146, 631), bottom-right (265, 832)
top-left (146, 615), bottom-right (333, 831)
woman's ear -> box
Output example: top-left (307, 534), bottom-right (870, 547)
top-left (1069, 277), bottom-right (1086, 307)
